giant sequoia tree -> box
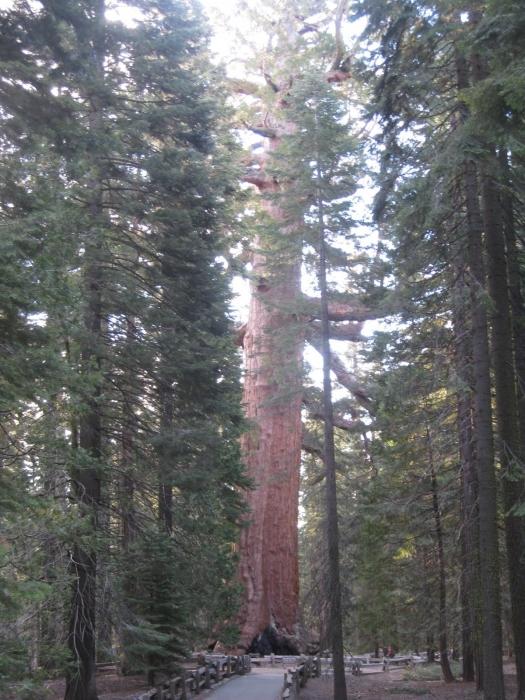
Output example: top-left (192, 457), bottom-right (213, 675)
top-left (233, 1), bottom-right (384, 654)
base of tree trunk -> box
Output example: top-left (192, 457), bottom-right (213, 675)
top-left (246, 625), bottom-right (302, 655)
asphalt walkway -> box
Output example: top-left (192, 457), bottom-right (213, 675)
top-left (206, 667), bottom-right (284, 700)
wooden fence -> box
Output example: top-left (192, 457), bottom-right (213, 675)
top-left (135, 654), bottom-right (251, 700)
top-left (349, 655), bottom-right (421, 675)
top-left (281, 656), bottom-right (321, 699)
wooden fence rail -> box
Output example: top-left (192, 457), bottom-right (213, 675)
top-left (135, 654), bottom-right (251, 700)
top-left (281, 656), bottom-right (321, 700)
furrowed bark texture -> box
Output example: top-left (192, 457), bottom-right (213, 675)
top-left (237, 28), bottom-right (354, 650)
top-left (238, 164), bottom-right (304, 648)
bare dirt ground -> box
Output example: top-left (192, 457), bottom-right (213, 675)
top-left (301, 665), bottom-right (518, 700)
top-left (26, 663), bottom-right (519, 700)
top-left (42, 672), bottom-right (150, 700)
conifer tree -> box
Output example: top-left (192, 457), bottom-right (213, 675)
top-left (354, 0), bottom-right (525, 695)
top-left (0, 1), bottom-right (245, 696)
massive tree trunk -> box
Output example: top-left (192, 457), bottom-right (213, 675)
top-left (238, 165), bottom-right (304, 649)
top-left (236, 11), bottom-right (361, 651)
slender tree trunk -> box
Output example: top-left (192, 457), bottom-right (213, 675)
top-left (426, 428), bottom-right (454, 683)
top-left (117, 317), bottom-right (138, 674)
top-left (427, 634), bottom-right (436, 663)
top-left (317, 164), bottom-right (347, 700)
top-left (121, 412), bottom-right (135, 553)
top-left (65, 7), bottom-right (106, 697)
top-left (458, 411), bottom-right (480, 684)
top-left (453, 245), bottom-right (481, 684)
top-left (119, 315), bottom-right (138, 550)
top-left (158, 380), bottom-right (174, 535)
top-left (65, 217), bottom-right (103, 700)
top-left (480, 157), bottom-right (525, 700)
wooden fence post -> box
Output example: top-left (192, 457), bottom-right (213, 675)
top-left (181, 671), bottom-right (188, 700)
top-left (194, 668), bottom-right (200, 695)
top-left (282, 671), bottom-right (289, 699)
top-left (204, 664), bottom-right (211, 689)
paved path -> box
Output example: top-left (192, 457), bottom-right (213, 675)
top-left (206, 667), bottom-right (284, 700)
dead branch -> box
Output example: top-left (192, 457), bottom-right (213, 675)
top-left (243, 173), bottom-right (274, 190)
top-left (306, 331), bottom-right (373, 410)
top-left (308, 319), bottom-right (364, 342)
top-left (242, 121), bottom-right (277, 139)
top-left (303, 295), bottom-right (379, 322)
top-left (302, 429), bottom-right (324, 458)
top-left (331, 0), bottom-right (350, 71)
top-left (234, 323), bottom-right (247, 348)
top-left (263, 72), bottom-right (280, 93)
top-left (228, 78), bottom-right (261, 96)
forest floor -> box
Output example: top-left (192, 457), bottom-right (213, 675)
top-left (301, 663), bottom-right (518, 700)
top-left (41, 671), bottom-right (149, 699)
top-left (32, 662), bottom-right (519, 699)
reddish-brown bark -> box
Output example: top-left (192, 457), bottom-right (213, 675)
top-left (238, 157), bottom-right (304, 647)
top-left (236, 42), bottom-right (359, 651)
